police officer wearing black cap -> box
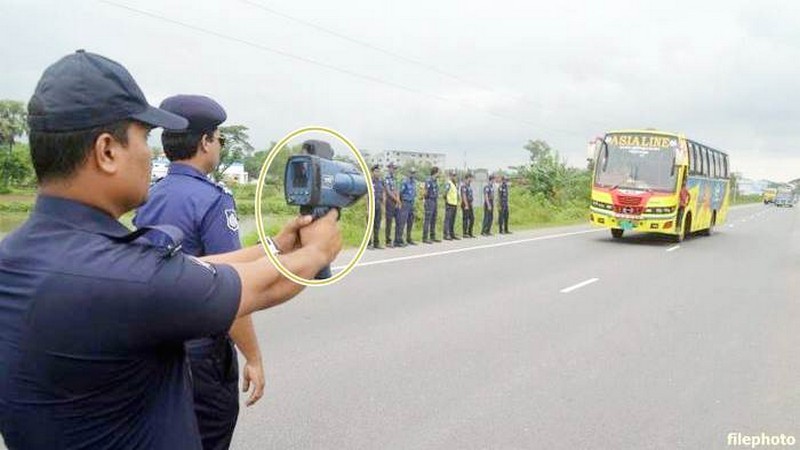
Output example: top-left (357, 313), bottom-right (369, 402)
top-left (0, 50), bottom-right (342, 450)
top-left (134, 95), bottom-right (264, 450)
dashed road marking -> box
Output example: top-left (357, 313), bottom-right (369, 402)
top-left (560, 278), bottom-right (600, 294)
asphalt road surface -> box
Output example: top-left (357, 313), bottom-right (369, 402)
top-left (227, 203), bottom-right (800, 449)
top-left (3, 204), bottom-right (796, 450)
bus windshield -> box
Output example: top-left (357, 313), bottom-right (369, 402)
top-left (595, 133), bottom-right (679, 192)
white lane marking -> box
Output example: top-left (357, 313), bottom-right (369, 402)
top-left (666, 245), bottom-right (681, 252)
top-left (560, 278), bottom-right (600, 294)
top-left (331, 228), bottom-right (605, 270)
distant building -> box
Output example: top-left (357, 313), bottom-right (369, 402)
top-left (150, 159), bottom-right (249, 184)
top-left (736, 177), bottom-right (770, 195)
top-left (220, 162), bottom-right (249, 184)
top-left (371, 150), bottom-right (446, 169)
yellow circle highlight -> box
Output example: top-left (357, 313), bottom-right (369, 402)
top-left (254, 126), bottom-right (375, 287)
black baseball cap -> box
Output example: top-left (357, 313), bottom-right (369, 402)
top-left (27, 50), bottom-right (188, 132)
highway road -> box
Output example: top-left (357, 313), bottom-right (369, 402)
top-left (229, 203), bottom-right (800, 449)
top-left (2, 203), bottom-right (794, 450)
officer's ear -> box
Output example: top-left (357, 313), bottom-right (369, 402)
top-left (200, 132), bottom-right (218, 154)
top-left (92, 127), bottom-right (129, 176)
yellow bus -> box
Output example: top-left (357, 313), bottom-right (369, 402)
top-left (762, 188), bottom-right (777, 204)
top-left (588, 130), bottom-right (731, 242)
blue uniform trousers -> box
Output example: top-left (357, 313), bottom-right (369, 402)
top-left (423, 199), bottom-right (438, 240)
top-left (187, 337), bottom-right (239, 450)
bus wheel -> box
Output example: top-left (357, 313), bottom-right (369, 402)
top-left (675, 213), bottom-right (691, 243)
top-left (701, 212), bottom-right (716, 236)
top-left (611, 229), bottom-right (624, 239)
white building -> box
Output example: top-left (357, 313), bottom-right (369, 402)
top-left (150, 159), bottom-right (249, 184)
top-left (220, 162), bottom-right (249, 184)
top-left (372, 150), bottom-right (446, 169)
top-left (736, 177), bottom-right (769, 195)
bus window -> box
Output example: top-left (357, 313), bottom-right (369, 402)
top-left (704, 148), bottom-right (711, 177)
top-left (698, 147), bottom-right (705, 176)
top-left (711, 151), bottom-right (718, 178)
top-left (722, 155), bottom-right (730, 178)
top-left (716, 152), bottom-right (723, 179)
top-left (689, 143), bottom-right (696, 175)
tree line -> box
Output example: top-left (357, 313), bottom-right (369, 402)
top-left (1, 98), bottom-right (592, 208)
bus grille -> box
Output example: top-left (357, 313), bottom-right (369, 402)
top-left (617, 195), bottom-right (643, 206)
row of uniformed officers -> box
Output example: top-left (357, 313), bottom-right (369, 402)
top-left (369, 164), bottom-right (511, 249)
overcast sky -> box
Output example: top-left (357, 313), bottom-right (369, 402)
top-left (4, 0), bottom-right (800, 181)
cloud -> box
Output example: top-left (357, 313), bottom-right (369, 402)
top-left (4, 0), bottom-right (800, 181)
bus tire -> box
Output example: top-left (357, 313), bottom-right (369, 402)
top-left (676, 213), bottom-right (691, 243)
top-left (611, 229), bottom-right (624, 239)
top-left (701, 211), bottom-right (716, 236)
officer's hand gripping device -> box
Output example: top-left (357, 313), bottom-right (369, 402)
top-left (284, 140), bottom-right (367, 279)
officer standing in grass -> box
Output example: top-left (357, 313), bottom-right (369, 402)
top-left (443, 169), bottom-right (460, 240)
top-left (461, 172), bottom-right (475, 238)
top-left (134, 95), bottom-right (264, 450)
top-left (397, 167), bottom-right (418, 246)
top-left (384, 162), bottom-right (400, 248)
top-left (498, 175), bottom-right (511, 234)
top-left (422, 166), bottom-right (440, 244)
top-left (481, 174), bottom-right (496, 236)
top-left (368, 164), bottom-right (386, 249)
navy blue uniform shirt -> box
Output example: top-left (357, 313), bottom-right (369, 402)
top-left (499, 181), bottom-right (509, 205)
top-left (372, 176), bottom-right (385, 209)
top-left (385, 173), bottom-right (397, 202)
top-left (135, 163), bottom-right (240, 257)
top-left (400, 177), bottom-right (417, 203)
top-left (484, 184), bottom-right (494, 208)
top-left (424, 177), bottom-right (439, 201)
top-left (0, 196), bottom-right (241, 449)
top-left (461, 182), bottom-right (474, 206)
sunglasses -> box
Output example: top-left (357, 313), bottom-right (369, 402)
top-left (218, 135), bottom-right (226, 148)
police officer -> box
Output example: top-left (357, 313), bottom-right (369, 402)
top-left (422, 166), bottom-right (440, 244)
top-left (498, 175), bottom-right (511, 234)
top-left (443, 169), bottom-right (460, 240)
top-left (396, 168), bottom-right (418, 246)
top-left (368, 164), bottom-right (386, 249)
top-left (384, 163), bottom-right (401, 248)
top-left (481, 174), bottom-right (496, 236)
top-left (461, 172), bottom-right (475, 238)
top-left (133, 95), bottom-right (263, 450)
top-left (0, 50), bottom-right (342, 450)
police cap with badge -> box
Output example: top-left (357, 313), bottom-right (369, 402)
top-left (159, 94), bottom-right (227, 134)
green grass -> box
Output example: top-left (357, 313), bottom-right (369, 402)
top-left (235, 185), bottom-right (589, 248)
top-left (731, 194), bottom-right (764, 205)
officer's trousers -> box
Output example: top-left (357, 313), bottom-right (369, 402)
top-left (396, 202), bottom-right (413, 244)
top-left (187, 337), bottom-right (239, 450)
top-left (482, 205), bottom-right (494, 234)
top-left (406, 205), bottom-right (415, 242)
top-left (385, 205), bottom-right (396, 244)
top-left (372, 205), bottom-right (383, 246)
top-left (423, 199), bottom-right (437, 240)
top-left (462, 206), bottom-right (474, 236)
top-left (444, 204), bottom-right (457, 238)
top-left (498, 203), bottom-right (509, 233)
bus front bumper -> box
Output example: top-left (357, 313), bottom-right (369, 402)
top-left (589, 210), bottom-right (678, 234)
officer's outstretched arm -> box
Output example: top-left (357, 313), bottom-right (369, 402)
top-left (224, 211), bottom-right (342, 317)
top-left (202, 216), bottom-right (314, 265)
